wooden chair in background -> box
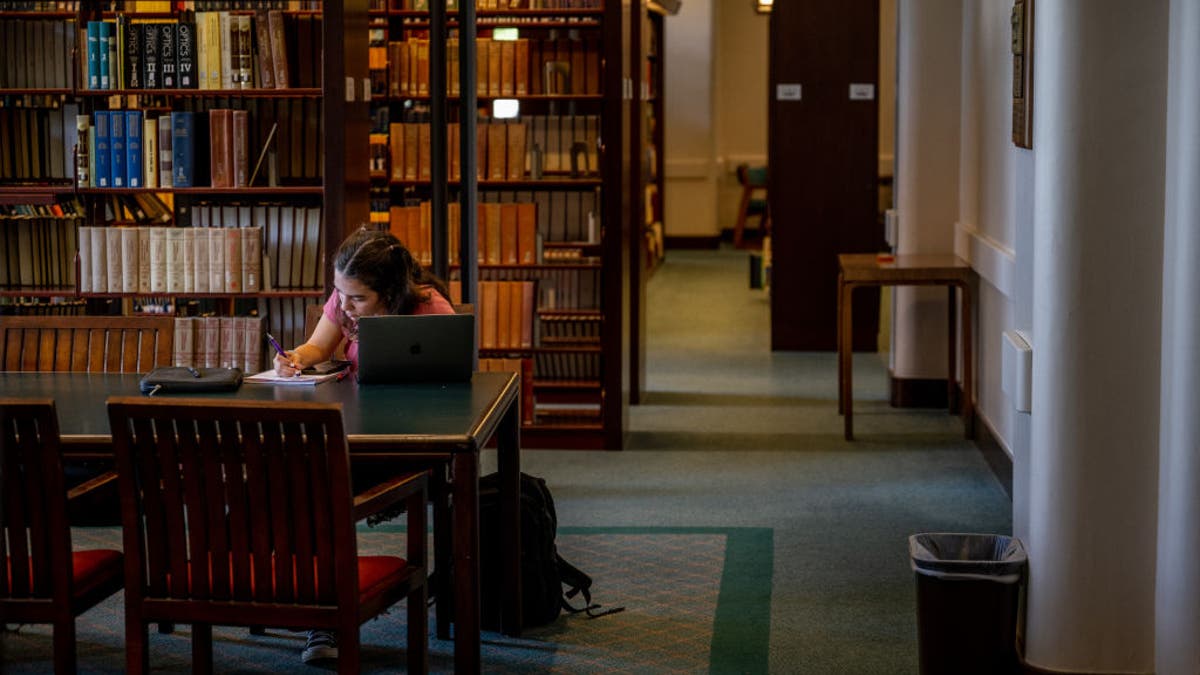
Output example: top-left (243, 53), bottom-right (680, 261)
top-left (1, 398), bottom-right (124, 675)
top-left (733, 164), bottom-right (771, 249)
top-left (0, 315), bottom-right (174, 373)
top-left (106, 397), bottom-right (429, 675)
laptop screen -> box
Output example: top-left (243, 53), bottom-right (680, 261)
top-left (355, 314), bottom-right (476, 384)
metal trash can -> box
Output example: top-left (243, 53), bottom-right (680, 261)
top-left (909, 533), bottom-right (1026, 675)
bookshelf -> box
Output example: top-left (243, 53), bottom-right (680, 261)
top-left (369, 0), bottom-right (637, 448)
top-left (0, 1), bottom-right (361, 376)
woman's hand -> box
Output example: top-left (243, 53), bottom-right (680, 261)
top-left (273, 350), bottom-right (304, 377)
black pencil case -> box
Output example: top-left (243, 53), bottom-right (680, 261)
top-left (139, 367), bottom-right (244, 396)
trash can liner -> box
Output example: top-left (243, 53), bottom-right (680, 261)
top-left (909, 533), bottom-right (1026, 582)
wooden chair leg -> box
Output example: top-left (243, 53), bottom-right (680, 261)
top-left (126, 617), bottom-right (149, 675)
top-left (733, 188), bottom-right (752, 248)
top-left (433, 476), bottom-right (453, 640)
top-left (337, 624), bottom-right (361, 675)
top-left (192, 623), bottom-right (213, 674)
top-left (52, 618), bottom-right (78, 675)
top-left (409, 587), bottom-right (430, 675)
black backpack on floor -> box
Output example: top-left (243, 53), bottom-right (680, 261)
top-left (475, 472), bottom-right (621, 630)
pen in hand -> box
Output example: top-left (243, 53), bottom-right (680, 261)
top-left (265, 332), bottom-right (300, 375)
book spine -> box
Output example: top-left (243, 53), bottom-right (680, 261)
top-left (176, 19), bottom-right (197, 89)
top-left (123, 18), bottom-right (142, 90)
top-left (174, 317), bottom-right (196, 367)
top-left (159, 21), bottom-right (177, 89)
top-left (74, 114), bottom-right (90, 187)
top-left (120, 226), bottom-right (139, 293)
top-left (242, 225), bottom-right (262, 292)
top-left (267, 10), bottom-right (288, 88)
top-left (235, 14), bottom-right (252, 88)
top-left (142, 21), bottom-right (160, 90)
top-left (143, 117), bottom-right (157, 189)
top-left (125, 110), bottom-right (143, 188)
top-left (86, 21), bottom-right (100, 89)
top-left (137, 226), bottom-right (151, 293)
top-left (97, 21), bottom-right (112, 89)
top-left (208, 108), bottom-right (231, 188)
top-left (253, 10), bottom-right (275, 89)
top-left (157, 116), bottom-right (173, 187)
top-left (193, 222), bottom-right (210, 293)
top-left (170, 111), bottom-right (194, 187)
top-left (105, 225), bottom-right (122, 294)
top-left (109, 109), bottom-right (126, 188)
top-left (93, 111), bottom-right (111, 188)
top-left (232, 109), bottom-right (249, 187)
top-left (219, 12), bottom-right (233, 90)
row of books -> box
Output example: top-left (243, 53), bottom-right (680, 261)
top-left (379, 116), bottom-right (600, 183)
top-left (180, 201), bottom-right (324, 290)
top-left (172, 314), bottom-right (267, 374)
top-left (478, 356), bottom-right (535, 424)
top-left (76, 101), bottom-right (318, 188)
top-left (473, 265), bottom-right (600, 310)
top-left (538, 311), bottom-right (600, 345)
top-left (0, 19), bottom-right (78, 90)
top-left (379, 35), bottom-right (600, 98)
top-left (77, 225), bottom-right (265, 295)
top-left (82, 10), bottom-right (316, 91)
top-left (0, 215), bottom-right (81, 289)
top-left (0, 196), bottom-right (84, 219)
top-left (476, 279), bottom-right (535, 350)
top-left (379, 0), bottom-right (603, 9)
top-left (372, 187), bottom-right (597, 252)
top-left (0, 298), bottom-right (88, 316)
top-left (0, 104), bottom-right (77, 183)
top-left (532, 349), bottom-right (599, 381)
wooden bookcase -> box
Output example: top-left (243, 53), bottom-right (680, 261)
top-left (0, 0), bottom-right (363, 374)
top-left (369, 0), bottom-right (640, 449)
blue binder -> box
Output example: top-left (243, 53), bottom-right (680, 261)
top-left (93, 111), bottom-right (111, 188)
top-left (126, 111), bottom-right (144, 188)
top-left (110, 109), bottom-right (126, 188)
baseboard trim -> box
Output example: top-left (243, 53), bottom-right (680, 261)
top-left (974, 410), bottom-right (1013, 499)
top-left (665, 235), bottom-right (721, 250)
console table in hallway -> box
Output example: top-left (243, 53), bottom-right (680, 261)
top-left (837, 253), bottom-right (976, 441)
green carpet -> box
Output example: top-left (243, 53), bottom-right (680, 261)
top-left (2, 525), bottom-right (773, 674)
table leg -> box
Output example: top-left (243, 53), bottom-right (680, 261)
top-left (837, 271), bottom-right (844, 414)
top-left (961, 282), bottom-right (975, 438)
top-left (451, 451), bottom-right (481, 674)
top-left (498, 391), bottom-right (523, 637)
top-left (432, 470), bottom-right (453, 640)
top-left (842, 283), bottom-right (855, 440)
top-left (947, 286), bottom-right (957, 416)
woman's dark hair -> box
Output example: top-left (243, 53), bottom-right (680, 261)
top-left (333, 227), bottom-right (451, 315)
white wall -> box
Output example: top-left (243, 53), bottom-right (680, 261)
top-left (955, 0), bottom-right (1035, 536)
top-left (663, 0), bottom-right (719, 237)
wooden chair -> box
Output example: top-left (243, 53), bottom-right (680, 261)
top-left (1, 398), bottom-right (124, 675)
top-left (106, 397), bottom-right (429, 675)
top-left (733, 164), bottom-right (771, 248)
top-left (0, 315), bottom-right (174, 373)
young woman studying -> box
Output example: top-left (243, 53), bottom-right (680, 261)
top-left (275, 227), bottom-right (455, 377)
top-left (273, 227), bottom-right (453, 664)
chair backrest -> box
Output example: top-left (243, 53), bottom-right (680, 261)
top-left (106, 397), bottom-right (360, 618)
top-left (0, 315), bottom-right (174, 373)
top-left (0, 398), bottom-right (72, 604)
top-left (737, 164), bottom-right (769, 189)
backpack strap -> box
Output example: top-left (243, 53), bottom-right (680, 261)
top-left (558, 555), bottom-right (625, 619)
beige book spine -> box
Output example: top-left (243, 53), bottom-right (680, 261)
top-left (199, 316), bottom-right (220, 368)
top-left (165, 227), bottom-right (186, 294)
top-left (89, 227), bottom-right (106, 293)
top-left (120, 226), bottom-right (139, 293)
top-left (224, 227), bottom-right (243, 293)
top-left (174, 317), bottom-right (196, 367)
top-left (218, 317), bottom-right (239, 369)
top-left (208, 227), bottom-right (225, 292)
top-left (105, 226), bottom-right (122, 294)
top-left (193, 224), bottom-right (210, 293)
top-left (137, 227), bottom-right (151, 293)
top-left (148, 227), bottom-right (166, 294)
top-left (242, 225), bottom-right (262, 292)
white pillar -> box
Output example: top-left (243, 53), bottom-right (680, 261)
top-left (892, 0), bottom-right (961, 379)
top-left (1156, 1), bottom-right (1200, 672)
top-left (1026, 1), bottom-right (1168, 671)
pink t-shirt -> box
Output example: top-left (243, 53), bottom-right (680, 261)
top-left (322, 285), bottom-right (455, 368)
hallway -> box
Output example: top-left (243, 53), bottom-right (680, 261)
top-left (516, 248), bottom-right (1012, 673)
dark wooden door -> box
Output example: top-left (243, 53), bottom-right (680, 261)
top-left (768, 0), bottom-right (883, 351)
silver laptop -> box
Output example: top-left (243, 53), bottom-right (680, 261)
top-left (355, 314), bottom-right (475, 384)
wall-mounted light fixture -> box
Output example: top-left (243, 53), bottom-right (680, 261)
top-left (755, 0), bottom-right (772, 14)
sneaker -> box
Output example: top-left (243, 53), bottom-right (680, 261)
top-left (301, 629), bottom-right (338, 664)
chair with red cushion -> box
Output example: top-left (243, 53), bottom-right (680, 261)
top-left (106, 396), bottom-right (429, 675)
top-left (1, 398), bottom-right (124, 675)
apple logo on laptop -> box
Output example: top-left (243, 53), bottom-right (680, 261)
top-left (410, 343), bottom-right (422, 355)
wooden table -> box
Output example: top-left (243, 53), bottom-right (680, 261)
top-left (837, 253), bottom-right (975, 440)
top-left (0, 371), bottom-right (522, 674)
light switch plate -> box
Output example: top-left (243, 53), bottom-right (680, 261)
top-left (1002, 330), bottom-right (1032, 413)
top-left (776, 83), bottom-right (802, 101)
